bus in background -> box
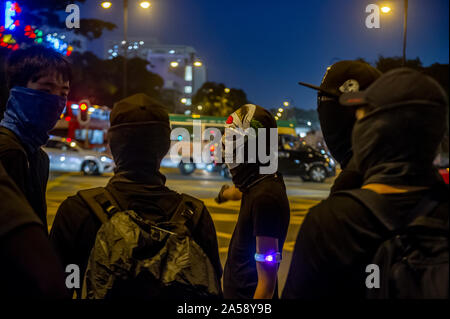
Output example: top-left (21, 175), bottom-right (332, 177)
top-left (162, 114), bottom-right (298, 176)
top-left (50, 101), bottom-right (111, 153)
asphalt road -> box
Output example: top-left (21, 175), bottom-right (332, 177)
top-left (46, 168), bottom-right (334, 294)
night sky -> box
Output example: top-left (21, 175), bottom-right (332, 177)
top-left (82, 0), bottom-right (449, 110)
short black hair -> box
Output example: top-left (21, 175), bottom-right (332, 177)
top-left (6, 46), bottom-right (72, 90)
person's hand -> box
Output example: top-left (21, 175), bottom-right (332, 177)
top-left (215, 184), bottom-right (231, 204)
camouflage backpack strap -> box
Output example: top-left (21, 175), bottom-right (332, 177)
top-left (77, 187), bottom-right (121, 224)
top-left (169, 193), bottom-right (205, 235)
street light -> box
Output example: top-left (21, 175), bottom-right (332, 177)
top-left (193, 61), bottom-right (203, 67)
top-left (101, 1), bottom-right (112, 8)
top-left (380, 1), bottom-right (408, 66)
top-left (100, 1), bottom-right (151, 97)
top-left (278, 108), bottom-right (283, 113)
top-left (283, 101), bottom-right (289, 107)
top-left (380, 6), bottom-right (391, 13)
top-left (224, 88), bottom-right (230, 94)
top-left (140, 1), bottom-right (151, 9)
top-left (197, 105), bottom-right (203, 111)
top-left (170, 61), bottom-right (179, 68)
top-left (277, 112), bottom-right (282, 117)
top-left (180, 98), bottom-right (187, 104)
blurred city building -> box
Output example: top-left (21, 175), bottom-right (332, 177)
top-left (104, 37), bottom-right (207, 109)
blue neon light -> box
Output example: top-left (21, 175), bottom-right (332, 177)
top-left (5, 1), bottom-right (15, 31)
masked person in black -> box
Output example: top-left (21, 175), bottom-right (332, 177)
top-left (298, 60), bottom-right (382, 193)
top-left (0, 46), bottom-right (71, 230)
top-left (0, 163), bottom-right (68, 298)
top-left (282, 68), bottom-right (449, 299)
top-left (50, 94), bottom-right (222, 298)
top-left (221, 104), bottom-right (290, 299)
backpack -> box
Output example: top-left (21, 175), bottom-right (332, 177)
top-left (77, 187), bottom-right (221, 299)
top-left (337, 188), bottom-right (448, 299)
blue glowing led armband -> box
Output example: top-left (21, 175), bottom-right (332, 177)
top-left (254, 252), bottom-right (281, 264)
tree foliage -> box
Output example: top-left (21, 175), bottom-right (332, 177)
top-left (68, 52), bottom-right (164, 107)
top-left (191, 82), bottom-right (249, 116)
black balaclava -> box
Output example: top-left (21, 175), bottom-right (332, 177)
top-left (223, 104), bottom-right (278, 192)
top-left (343, 68), bottom-right (449, 187)
top-left (318, 100), bottom-right (356, 168)
top-left (352, 102), bottom-right (447, 187)
top-left (107, 94), bottom-right (171, 185)
top-left (314, 61), bottom-right (382, 168)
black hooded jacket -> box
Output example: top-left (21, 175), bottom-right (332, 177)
top-left (50, 95), bottom-right (222, 297)
top-left (50, 175), bottom-right (223, 297)
top-left (282, 96), bottom-right (448, 299)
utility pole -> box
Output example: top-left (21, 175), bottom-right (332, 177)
top-left (402, 0), bottom-right (408, 66)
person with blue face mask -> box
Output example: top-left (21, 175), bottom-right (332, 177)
top-left (0, 46), bottom-right (71, 231)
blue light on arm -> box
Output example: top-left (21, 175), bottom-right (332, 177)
top-left (254, 252), bottom-right (281, 264)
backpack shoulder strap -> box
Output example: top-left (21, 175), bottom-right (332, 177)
top-left (77, 187), bottom-right (121, 224)
top-left (169, 194), bottom-right (205, 233)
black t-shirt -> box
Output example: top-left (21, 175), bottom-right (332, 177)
top-left (50, 178), bottom-right (223, 297)
top-left (282, 184), bottom-right (449, 299)
top-left (223, 174), bottom-right (290, 299)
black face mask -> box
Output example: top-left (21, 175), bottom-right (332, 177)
top-left (352, 103), bottom-right (445, 186)
top-left (318, 97), bottom-right (356, 168)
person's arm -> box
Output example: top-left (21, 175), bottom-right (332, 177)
top-left (50, 196), bottom-right (98, 298)
top-left (253, 236), bottom-right (279, 299)
top-left (215, 185), bottom-right (242, 203)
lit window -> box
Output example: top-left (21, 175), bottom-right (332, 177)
top-left (184, 86), bottom-right (192, 94)
top-left (185, 66), bottom-right (193, 81)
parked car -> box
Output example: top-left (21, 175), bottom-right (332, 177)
top-left (43, 136), bottom-right (114, 175)
top-left (218, 134), bottom-right (336, 183)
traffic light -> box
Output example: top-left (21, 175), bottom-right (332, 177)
top-left (77, 100), bottom-right (91, 126)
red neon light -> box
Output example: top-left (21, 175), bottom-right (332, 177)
top-left (65, 116), bottom-right (71, 122)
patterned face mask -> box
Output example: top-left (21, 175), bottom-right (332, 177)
top-left (222, 104), bottom-right (263, 170)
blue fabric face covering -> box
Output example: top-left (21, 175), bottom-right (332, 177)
top-left (0, 86), bottom-right (67, 152)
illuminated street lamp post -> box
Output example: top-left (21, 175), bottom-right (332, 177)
top-left (402, 0), bottom-right (408, 66)
top-left (101, 1), bottom-right (151, 97)
top-left (380, 1), bottom-right (408, 66)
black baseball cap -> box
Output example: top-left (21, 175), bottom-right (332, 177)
top-left (298, 60), bottom-right (382, 97)
top-left (339, 68), bottom-right (449, 109)
top-left (110, 93), bottom-right (170, 128)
